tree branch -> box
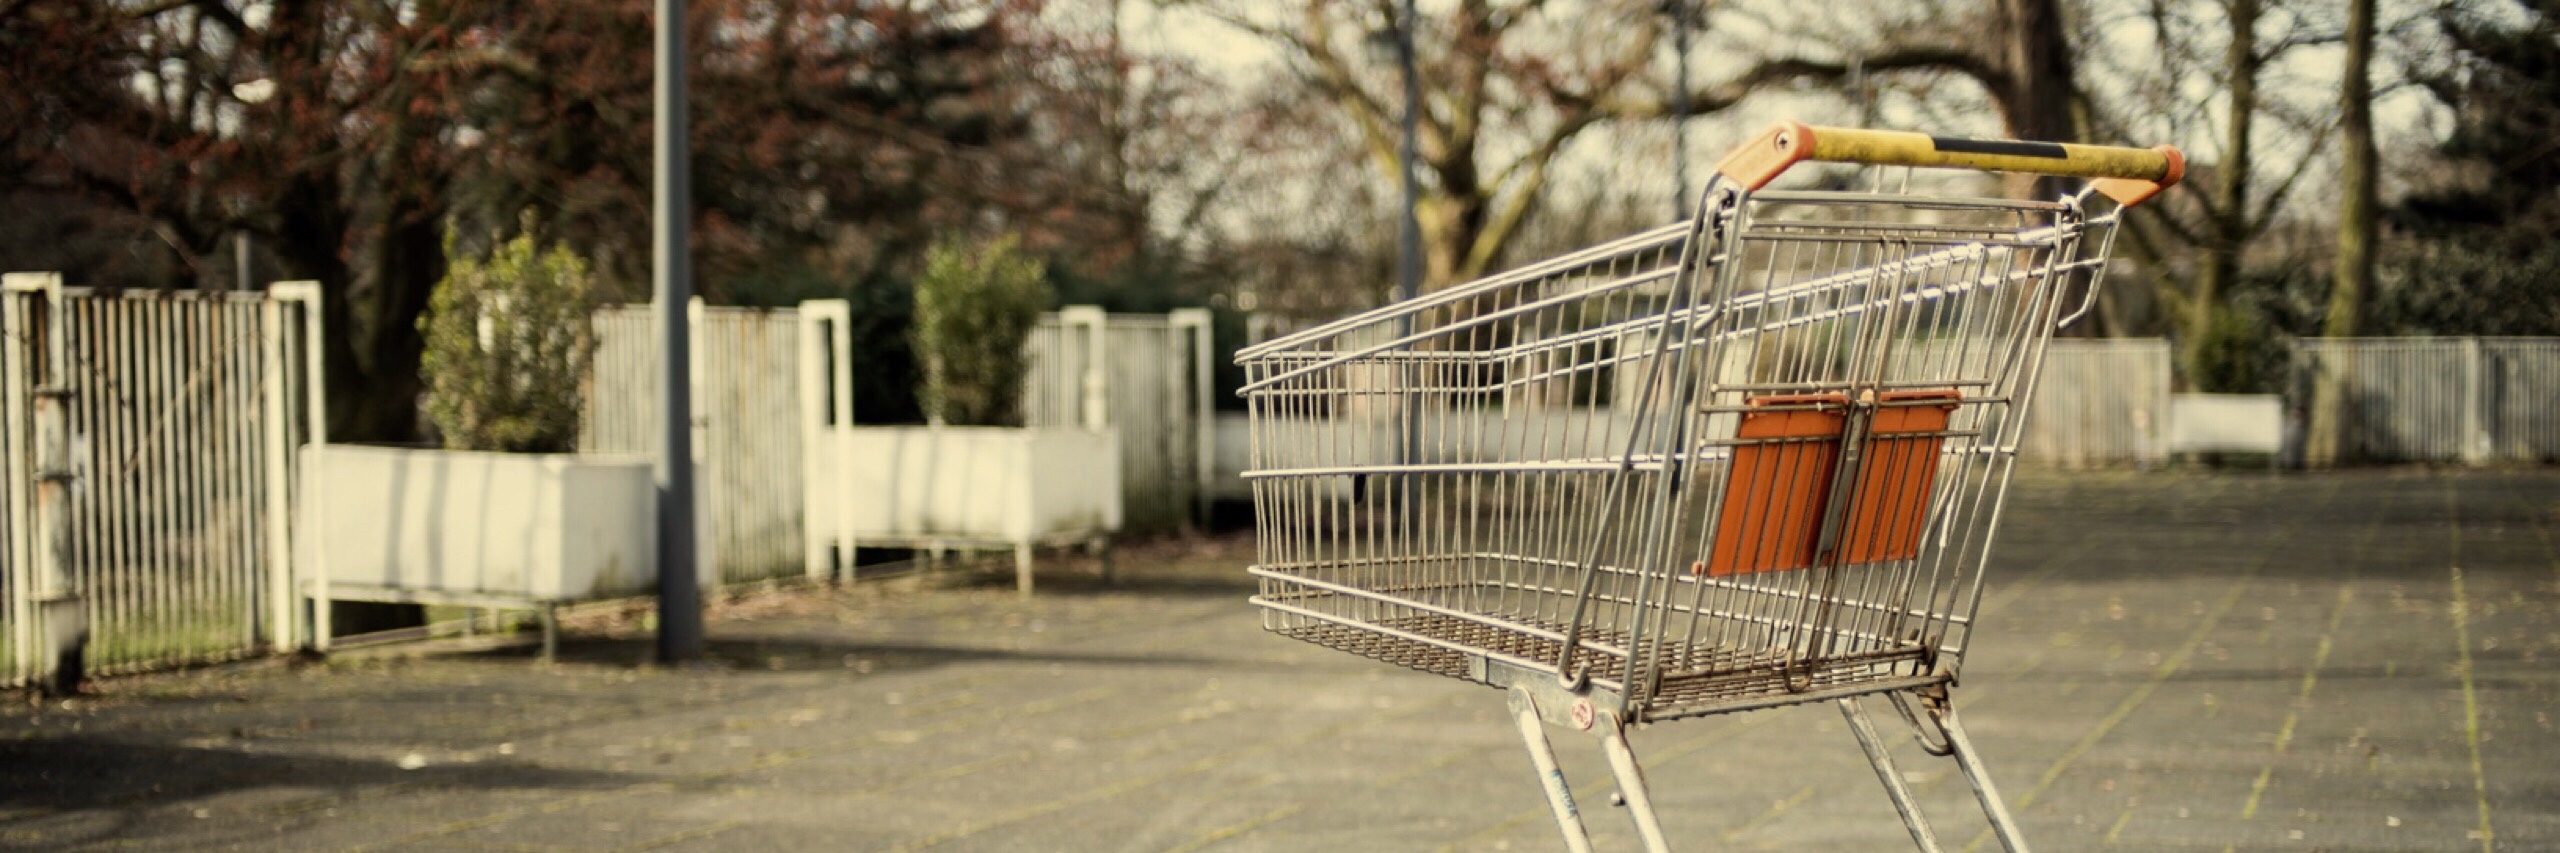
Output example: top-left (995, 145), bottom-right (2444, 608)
top-left (1596, 45), bottom-right (1998, 120)
top-left (2245, 114), bottom-right (2342, 236)
top-left (123, 0), bottom-right (249, 35)
top-left (1463, 117), bottom-right (1585, 278)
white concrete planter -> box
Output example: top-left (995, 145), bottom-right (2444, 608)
top-left (298, 446), bottom-right (710, 647)
top-left (816, 426), bottom-right (1120, 593)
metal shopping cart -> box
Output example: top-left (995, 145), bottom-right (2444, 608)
top-left (1235, 122), bottom-right (2182, 852)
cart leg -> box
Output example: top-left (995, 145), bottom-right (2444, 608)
top-left (1089, 536), bottom-right (1113, 584)
top-left (1594, 714), bottom-right (1671, 853)
top-left (1930, 705), bottom-right (2030, 853)
top-left (1840, 697), bottom-right (1943, 852)
top-left (1014, 542), bottom-right (1035, 598)
top-left (1506, 687), bottom-right (1594, 853)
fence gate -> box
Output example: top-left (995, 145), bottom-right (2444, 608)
top-left (2, 274), bottom-right (323, 687)
top-left (1025, 309), bottom-right (1215, 533)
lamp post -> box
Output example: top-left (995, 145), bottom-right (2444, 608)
top-left (1366, 3), bottom-right (1424, 515)
top-left (1397, 0), bottom-right (1421, 305)
top-left (653, 0), bottom-right (702, 663)
top-left (1365, 1), bottom-right (1422, 305)
top-left (1667, 0), bottom-right (1691, 220)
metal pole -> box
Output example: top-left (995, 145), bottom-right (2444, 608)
top-left (1394, 0), bottom-right (1423, 521)
top-left (1670, 0), bottom-right (1690, 220)
top-left (1396, 0), bottom-right (1421, 304)
top-left (653, 0), bottom-right (702, 663)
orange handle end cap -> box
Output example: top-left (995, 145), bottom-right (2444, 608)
top-left (1715, 121), bottom-right (1818, 191)
top-left (2093, 144), bottom-right (2185, 207)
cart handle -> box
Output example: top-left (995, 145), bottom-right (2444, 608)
top-left (1715, 121), bottom-right (2186, 207)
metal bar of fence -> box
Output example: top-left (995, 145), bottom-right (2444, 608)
top-left (584, 303), bottom-right (807, 586)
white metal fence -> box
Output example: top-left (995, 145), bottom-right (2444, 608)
top-left (0, 280), bottom-right (1228, 683)
top-left (2, 276), bottom-right (323, 687)
top-left (2022, 339), bottom-right (2172, 467)
top-left (2293, 337), bottom-right (2560, 464)
top-left (1025, 309), bottom-right (1213, 532)
top-left (591, 302), bottom-right (1214, 578)
top-left (1023, 306), bottom-right (1106, 431)
top-left (584, 301), bottom-right (836, 585)
top-left (6, 268), bottom-right (2551, 686)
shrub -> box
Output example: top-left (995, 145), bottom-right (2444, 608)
top-left (911, 234), bottom-right (1051, 426)
top-left (418, 228), bottom-right (603, 452)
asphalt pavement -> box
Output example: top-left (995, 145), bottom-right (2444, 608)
top-left (4, 469), bottom-right (2555, 852)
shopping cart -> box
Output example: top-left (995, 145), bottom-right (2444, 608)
top-left (1235, 122), bottom-right (2182, 852)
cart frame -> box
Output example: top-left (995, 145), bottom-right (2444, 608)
top-left (1238, 122), bottom-right (2181, 851)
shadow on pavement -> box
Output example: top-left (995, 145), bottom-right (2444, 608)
top-left (449, 633), bottom-right (1254, 674)
top-left (886, 565), bottom-right (1260, 599)
top-left (0, 737), bottom-right (632, 849)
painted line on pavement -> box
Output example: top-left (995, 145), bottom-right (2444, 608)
top-left (1958, 481), bottom-right (2333, 853)
top-left (2446, 479), bottom-right (2494, 853)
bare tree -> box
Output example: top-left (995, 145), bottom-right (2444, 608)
top-left (1186, 0), bottom-right (2166, 293)
top-left (2306, 0), bottom-right (2377, 463)
top-left (2080, 0), bottom-right (2345, 386)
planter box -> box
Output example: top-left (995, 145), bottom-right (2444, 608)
top-left (298, 445), bottom-right (705, 603)
top-left (836, 426), bottom-right (1121, 543)
top-left (817, 426), bottom-right (1119, 593)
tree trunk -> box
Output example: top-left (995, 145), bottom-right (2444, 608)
top-left (2185, 0), bottom-right (2259, 389)
top-left (1991, 0), bottom-right (2080, 202)
top-left (2306, 0), bottom-right (2376, 465)
top-left (349, 209), bottom-right (444, 441)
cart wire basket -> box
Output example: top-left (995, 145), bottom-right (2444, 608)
top-left (1235, 121), bottom-right (2183, 852)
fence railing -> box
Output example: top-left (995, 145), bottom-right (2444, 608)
top-left (2294, 337), bottom-right (2560, 465)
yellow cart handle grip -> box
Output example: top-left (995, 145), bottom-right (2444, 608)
top-left (1715, 121), bottom-right (2186, 206)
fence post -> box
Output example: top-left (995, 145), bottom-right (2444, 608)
top-left (31, 361), bottom-right (78, 695)
top-left (271, 282), bottom-right (330, 650)
top-left (1, 273), bottom-right (83, 693)
top-left (796, 300), bottom-right (852, 582)
top-left (1, 276), bottom-right (28, 685)
top-left (262, 290), bottom-right (293, 650)
top-left (1171, 309), bottom-right (1215, 526)
top-left (2149, 340), bottom-right (2173, 468)
top-left (684, 298), bottom-right (716, 586)
top-left (2462, 337), bottom-right (2487, 466)
top-left (1060, 306), bottom-right (1110, 432)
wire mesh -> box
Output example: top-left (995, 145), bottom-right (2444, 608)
top-left (1240, 182), bottom-right (2122, 720)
